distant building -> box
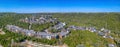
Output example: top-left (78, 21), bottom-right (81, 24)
top-left (6, 25), bottom-right (59, 40)
top-left (35, 32), bottom-right (52, 40)
top-left (69, 25), bottom-right (86, 30)
top-left (20, 15), bottom-right (57, 24)
top-left (53, 22), bottom-right (66, 30)
top-left (87, 27), bottom-right (97, 32)
top-left (108, 44), bottom-right (115, 47)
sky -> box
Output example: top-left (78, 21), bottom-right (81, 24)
top-left (0, 0), bottom-right (120, 13)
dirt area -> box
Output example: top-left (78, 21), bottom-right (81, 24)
top-left (0, 28), bottom-right (5, 35)
top-left (0, 45), bottom-right (3, 47)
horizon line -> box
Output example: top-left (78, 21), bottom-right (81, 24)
top-left (0, 12), bottom-right (120, 13)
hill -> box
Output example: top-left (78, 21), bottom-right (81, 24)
top-left (0, 13), bottom-right (120, 47)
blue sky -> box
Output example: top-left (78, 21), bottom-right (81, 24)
top-left (0, 0), bottom-right (120, 13)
